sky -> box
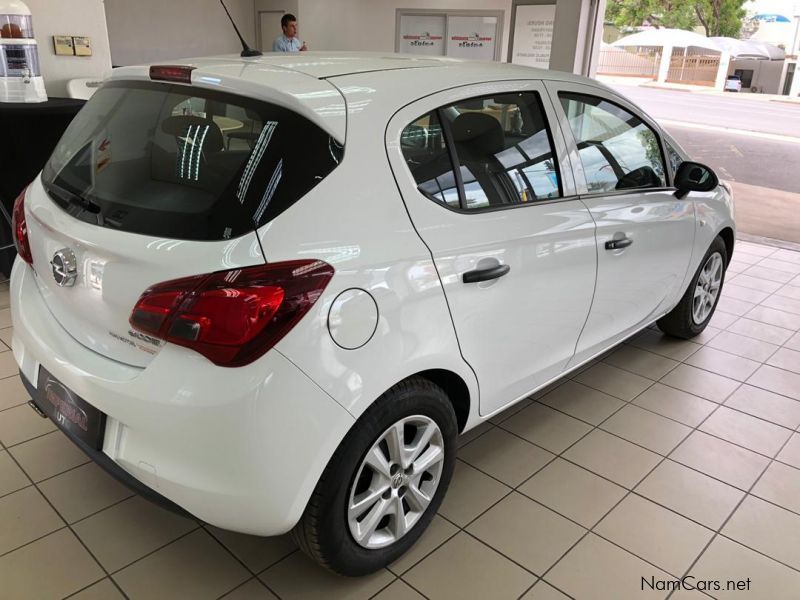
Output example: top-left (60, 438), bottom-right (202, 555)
top-left (745, 0), bottom-right (800, 17)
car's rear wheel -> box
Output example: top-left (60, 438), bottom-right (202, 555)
top-left (291, 377), bottom-right (457, 576)
top-left (657, 235), bottom-right (727, 339)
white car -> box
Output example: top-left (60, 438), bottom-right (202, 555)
top-left (9, 52), bottom-right (734, 576)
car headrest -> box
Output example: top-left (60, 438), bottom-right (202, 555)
top-left (161, 116), bottom-right (224, 153)
top-left (451, 113), bottom-right (505, 158)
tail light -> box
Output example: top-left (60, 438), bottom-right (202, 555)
top-left (11, 186), bottom-right (33, 265)
top-left (130, 260), bottom-right (334, 367)
top-left (149, 65), bottom-right (195, 84)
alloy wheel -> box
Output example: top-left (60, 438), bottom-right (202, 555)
top-left (347, 415), bottom-right (444, 549)
top-left (692, 252), bottom-right (723, 325)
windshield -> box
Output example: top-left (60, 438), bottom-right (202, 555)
top-left (42, 81), bottom-right (342, 241)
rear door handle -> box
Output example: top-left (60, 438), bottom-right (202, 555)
top-left (462, 264), bottom-right (510, 284)
top-left (605, 237), bottom-right (633, 250)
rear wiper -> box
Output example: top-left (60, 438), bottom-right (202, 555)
top-left (47, 183), bottom-right (101, 214)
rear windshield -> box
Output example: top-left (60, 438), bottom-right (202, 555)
top-left (42, 81), bottom-right (342, 241)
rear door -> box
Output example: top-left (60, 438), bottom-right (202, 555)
top-left (387, 80), bottom-right (597, 416)
top-left (27, 79), bottom-right (341, 367)
top-left (545, 82), bottom-right (696, 365)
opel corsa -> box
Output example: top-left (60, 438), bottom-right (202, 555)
top-left (9, 53), bottom-right (734, 575)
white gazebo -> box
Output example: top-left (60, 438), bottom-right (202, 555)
top-left (611, 28), bottom-right (729, 88)
top-left (710, 37), bottom-right (785, 61)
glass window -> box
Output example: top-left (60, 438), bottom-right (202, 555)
top-left (401, 111), bottom-right (460, 209)
top-left (559, 92), bottom-right (666, 194)
top-left (400, 91), bottom-right (561, 211)
top-left (666, 141), bottom-right (683, 178)
top-left (42, 81), bottom-right (342, 241)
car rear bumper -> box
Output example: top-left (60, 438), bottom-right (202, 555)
top-left (20, 371), bottom-right (191, 517)
top-left (9, 259), bottom-right (355, 535)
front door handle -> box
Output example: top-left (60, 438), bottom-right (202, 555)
top-left (605, 237), bottom-right (633, 251)
top-left (463, 264), bottom-right (510, 284)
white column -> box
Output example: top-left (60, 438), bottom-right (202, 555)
top-left (778, 60), bottom-right (791, 95)
top-left (549, 0), bottom-right (607, 76)
top-left (790, 61), bottom-right (800, 96)
top-left (714, 52), bottom-right (731, 90)
top-left (657, 44), bottom-right (673, 82)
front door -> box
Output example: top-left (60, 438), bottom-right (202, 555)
top-left (386, 81), bottom-right (597, 416)
top-left (545, 82), bottom-right (696, 364)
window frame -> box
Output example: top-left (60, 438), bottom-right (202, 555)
top-left (549, 84), bottom-right (675, 198)
top-left (400, 89), bottom-right (570, 215)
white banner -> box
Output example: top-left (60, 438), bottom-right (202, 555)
top-left (398, 15), bottom-right (446, 56)
top-left (446, 15), bottom-right (498, 61)
top-left (512, 4), bottom-right (556, 68)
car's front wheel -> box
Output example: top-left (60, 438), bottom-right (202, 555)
top-left (657, 235), bottom-right (728, 339)
top-left (292, 377), bottom-right (458, 576)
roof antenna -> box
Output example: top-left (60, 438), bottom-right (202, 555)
top-left (220, 0), bottom-right (262, 57)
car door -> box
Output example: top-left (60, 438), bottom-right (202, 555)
top-left (386, 80), bottom-right (597, 417)
top-left (544, 82), bottom-right (696, 366)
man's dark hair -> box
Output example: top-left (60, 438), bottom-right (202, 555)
top-left (281, 13), bottom-right (296, 29)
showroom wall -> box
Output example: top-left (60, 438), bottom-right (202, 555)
top-left (298, 0), bottom-right (513, 58)
top-left (104, 0), bottom-right (255, 65)
top-left (26, 0), bottom-right (113, 96)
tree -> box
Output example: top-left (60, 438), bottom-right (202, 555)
top-left (694, 0), bottom-right (748, 37)
top-left (606, 0), bottom-right (697, 31)
top-left (606, 0), bottom-right (747, 37)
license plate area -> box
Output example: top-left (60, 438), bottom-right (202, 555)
top-left (34, 368), bottom-right (106, 450)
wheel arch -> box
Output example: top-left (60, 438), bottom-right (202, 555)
top-left (397, 369), bottom-right (472, 433)
top-left (718, 227), bottom-right (735, 264)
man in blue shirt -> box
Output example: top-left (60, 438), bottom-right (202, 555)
top-left (272, 14), bottom-right (307, 52)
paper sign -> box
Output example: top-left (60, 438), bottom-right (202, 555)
top-left (446, 15), bottom-right (497, 61)
top-left (399, 14), bottom-right (446, 56)
top-left (512, 4), bottom-right (556, 68)
top-left (53, 35), bottom-right (74, 56)
top-left (73, 36), bottom-right (92, 57)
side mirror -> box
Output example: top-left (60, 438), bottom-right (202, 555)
top-left (674, 161), bottom-right (718, 198)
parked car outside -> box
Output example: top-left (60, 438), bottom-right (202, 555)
top-left (9, 53), bottom-right (735, 575)
top-left (725, 74), bottom-right (743, 92)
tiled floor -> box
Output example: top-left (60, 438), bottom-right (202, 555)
top-left (3, 239), bottom-right (800, 599)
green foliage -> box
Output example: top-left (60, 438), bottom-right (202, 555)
top-left (606, 0), bottom-right (747, 37)
top-left (694, 0), bottom-right (748, 37)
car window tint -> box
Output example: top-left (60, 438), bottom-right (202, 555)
top-left (559, 92), bottom-right (666, 194)
top-left (443, 92), bottom-right (561, 209)
top-left (401, 111), bottom-right (460, 209)
top-left (42, 81), bottom-right (342, 241)
top-left (400, 92), bottom-right (561, 211)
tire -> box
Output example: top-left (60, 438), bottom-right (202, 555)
top-left (657, 235), bottom-right (728, 339)
top-left (291, 376), bottom-right (458, 576)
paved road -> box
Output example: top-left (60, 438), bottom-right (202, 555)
top-left (665, 125), bottom-right (800, 194)
top-left (610, 84), bottom-right (800, 137)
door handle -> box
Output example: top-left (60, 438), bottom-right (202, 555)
top-left (462, 264), bottom-right (511, 284)
top-left (605, 237), bottom-right (633, 251)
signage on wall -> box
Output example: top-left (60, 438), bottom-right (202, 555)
top-left (511, 4), bottom-right (556, 68)
top-left (53, 35), bottom-right (74, 56)
top-left (73, 36), bottom-right (93, 57)
top-left (446, 16), bottom-right (497, 61)
top-left (399, 14), bottom-right (446, 56)
top-left (52, 35), bottom-right (93, 57)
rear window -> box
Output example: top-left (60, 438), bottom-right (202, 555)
top-left (42, 81), bottom-right (342, 241)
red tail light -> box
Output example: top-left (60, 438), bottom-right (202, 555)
top-left (11, 186), bottom-right (33, 265)
top-left (130, 260), bottom-right (334, 367)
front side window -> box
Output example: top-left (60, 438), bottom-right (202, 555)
top-left (401, 91), bottom-right (562, 211)
top-left (559, 92), bottom-right (666, 194)
top-left (42, 81), bottom-right (342, 241)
